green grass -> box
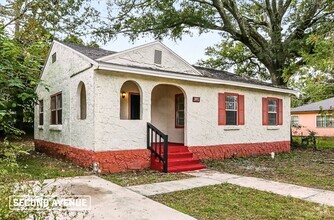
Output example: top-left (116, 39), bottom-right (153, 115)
top-left (204, 148), bottom-right (334, 191)
top-left (0, 139), bottom-right (90, 183)
top-left (15, 150), bottom-right (91, 179)
top-left (151, 184), bottom-right (334, 220)
top-left (101, 169), bottom-right (191, 187)
top-left (292, 136), bottom-right (334, 149)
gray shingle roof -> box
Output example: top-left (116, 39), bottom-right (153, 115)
top-left (291, 97), bottom-right (334, 112)
top-left (62, 42), bottom-right (116, 60)
top-left (61, 41), bottom-right (290, 89)
top-left (194, 66), bottom-right (277, 87)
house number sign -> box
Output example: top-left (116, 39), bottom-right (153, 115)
top-left (192, 97), bottom-right (200, 103)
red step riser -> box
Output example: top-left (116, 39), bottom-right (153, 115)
top-left (152, 159), bottom-right (200, 167)
top-left (168, 152), bottom-right (194, 159)
top-left (150, 144), bottom-right (206, 172)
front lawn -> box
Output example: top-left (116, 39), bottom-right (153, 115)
top-left (0, 139), bottom-right (90, 183)
top-left (101, 169), bottom-right (192, 187)
top-left (151, 184), bottom-right (334, 220)
top-left (204, 148), bottom-right (334, 191)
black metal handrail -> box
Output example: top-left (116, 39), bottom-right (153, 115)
top-left (147, 123), bottom-right (168, 173)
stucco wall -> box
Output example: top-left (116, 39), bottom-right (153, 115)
top-left (291, 113), bottom-right (334, 136)
top-left (34, 42), bottom-right (95, 150)
top-left (100, 42), bottom-right (200, 75)
top-left (93, 70), bottom-right (291, 151)
top-left (151, 84), bottom-right (184, 143)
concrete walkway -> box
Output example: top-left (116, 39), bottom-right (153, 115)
top-left (127, 169), bottom-right (334, 207)
top-left (42, 176), bottom-right (196, 220)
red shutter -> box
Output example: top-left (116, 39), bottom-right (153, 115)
top-left (278, 98), bottom-right (283, 125)
top-left (218, 93), bottom-right (226, 125)
top-left (238, 95), bottom-right (245, 125)
top-left (262, 97), bottom-right (268, 125)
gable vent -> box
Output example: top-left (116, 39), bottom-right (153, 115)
top-left (52, 52), bottom-right (57, 63)
top-left (154, 50), bottom-right (162, 65)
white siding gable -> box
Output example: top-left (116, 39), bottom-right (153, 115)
top-left (97, 41), bottom-right (201, 76)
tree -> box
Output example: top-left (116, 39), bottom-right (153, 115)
top-left (99, 0), bottom-right (334, 86)
top-left (0, 28), bottom-right (46, 134)
top-left (0, 0), bottom-right (100, 133)
top-left (290, 71), bottom-right (334, 107)
top-left (0, 0), bottom-right (100, 43)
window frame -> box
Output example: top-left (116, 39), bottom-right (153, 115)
top-left (39, 99), bottom-right (44, 126)
top-left (263, 97), bottom-right (283, 126)
top-left (267, 98), bottom-right (278, 126)
top-left (218, 92), bottom-right (245, 126)
top-left (316, 115), bottom-right (334, 128)
top-left (225, 93), bottom-right (238, 126)
top-left (50, 92), bottom-right (62, 125)
top-left (175, 93), bottom-right (185, 128)
top-left (291, 115), bottom-right (299, 127)
top-left (79, 83), bottom-right (87, 120)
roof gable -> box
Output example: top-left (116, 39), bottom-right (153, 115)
top-left (97, 41), bottom-right (201, 76)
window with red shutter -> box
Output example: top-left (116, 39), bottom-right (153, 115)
top-left (263, 97), bottom-right (283, 126)
top-left (219, 93), bottom-right (245, 126)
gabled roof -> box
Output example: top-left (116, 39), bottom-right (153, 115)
top-left (61, 42), bottom-right (116, 60)
top-left (195, 66), bottom-right (274, 87)
top-left (291, 97), bottom-right (334, 113)
top-left (58, 41), bottom-right (294, 93)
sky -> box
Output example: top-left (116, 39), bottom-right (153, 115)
top-left (90, 0), bottom-right (222, 65)
top-left (103, 32), bottom-right (221, 65)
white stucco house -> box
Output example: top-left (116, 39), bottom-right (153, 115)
top-left (34, 40), bottom-right (296, 173)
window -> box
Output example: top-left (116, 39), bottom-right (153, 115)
top-left (175, 94), bottom-right (184, 127)
top-left (291, 116), bottom-right (299, 127)
top-left (218, 93), bottom-right (244, 126)
top-left (268, 99), bottom-right (277, 125)
top-left (316, 115), bottom-right (334, 128)
top-left (51, 92), bottom-right (62, 125)
top-left (52, 52), bottom-right (57, 63)
top-left (79, 83), bottom-right (87, 119)
top-left (226, 95), bottom-right (238, 125)
top-left (39, 100), bottom-right (44, 126)
top-left (262, 97), bottom-right (283, 126)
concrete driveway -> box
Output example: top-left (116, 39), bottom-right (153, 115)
top-left (42, 175), bottom-right (195, 220)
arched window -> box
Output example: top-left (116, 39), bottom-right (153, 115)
top-left (78, 82), bottom-right (87, 119)
top-left (120, 81), bottom-right (142, 120)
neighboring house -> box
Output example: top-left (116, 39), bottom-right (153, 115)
top-left (34, 41), bottom-right (296, 173)
top-left (291, 97), bottom-right (334, 137)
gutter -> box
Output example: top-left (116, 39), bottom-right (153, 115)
top-left (96, 62), bottom-right (298, 96)
top-left (70, 64), bottom-right (94, 78)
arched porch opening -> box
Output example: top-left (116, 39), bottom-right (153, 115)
top-left (151, 84), bottom-right (186, 144)
top-left (120, 80), bottom-right (142, 120)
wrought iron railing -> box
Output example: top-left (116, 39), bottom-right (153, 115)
top-left (147, 123), bottom-right (168, 173)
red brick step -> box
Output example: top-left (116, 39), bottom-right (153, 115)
top-left (150, 144), bottom-right (206, 172)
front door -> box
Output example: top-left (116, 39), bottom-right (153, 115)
top-left (130, 94), bottom-right (140, 119)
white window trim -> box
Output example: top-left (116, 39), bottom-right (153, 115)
top-left (49, 124), bottom-right (62, 131)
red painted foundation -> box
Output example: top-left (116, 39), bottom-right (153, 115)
top-left (188, 141), bottom-right (290, 160)
top-left (34, 140), bottom-right (150, 173)
top-left (34, 139), bottom-right (290, 173)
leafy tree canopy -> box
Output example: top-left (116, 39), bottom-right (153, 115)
top-left (0, 0), bottom-right (99, 135)
top-left (290, 71), bottom-right (334, 107)
top-left (99, 0), bottom-right (334, 86)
